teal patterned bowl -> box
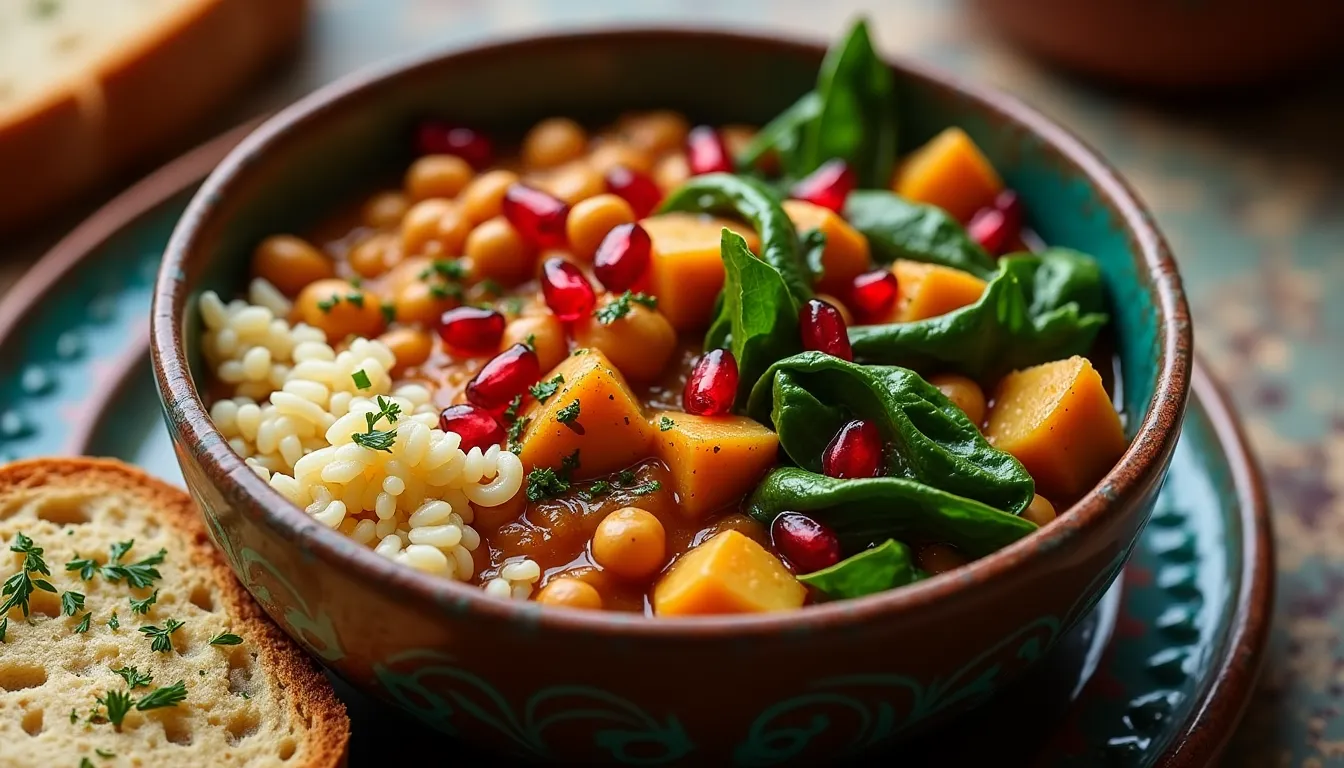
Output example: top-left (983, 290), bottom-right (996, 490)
top-left (151, 29), bottom-right (1192, 763)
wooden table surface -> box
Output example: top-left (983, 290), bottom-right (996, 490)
top-left (5, 1), bottom-right (1343, 764)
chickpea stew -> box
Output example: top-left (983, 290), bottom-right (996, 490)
top-left (202, 20), bottom-right (1127, 617)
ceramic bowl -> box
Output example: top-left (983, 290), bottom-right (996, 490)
top-left (151, 29), bottom-right (1192, 763)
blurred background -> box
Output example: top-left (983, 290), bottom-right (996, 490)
top-left (4, 0), bottom-right (1344, 763)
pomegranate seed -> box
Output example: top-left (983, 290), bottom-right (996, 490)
top-left (967, 190), bottom-right (1024, 256)
top-left (822, 419), bottom-right (884, 479)
top-left (541, 257), bottom-right (597, 322)
top-left (790, 160), bottom-right (856, 213)
top-left (771, 512), bottom-right (842, 574)
top-left (683, 348), bottom-right (738, 416)
top-left (414, 120), bottom-right (494, 170)
top-left (799, 298), bottom-right (853, 361)
top-left (593, 223), bottom-right (652, 292)
top-left (502, 184), bottom-right (570, 249)
top-left (605, 165), bottom-right (663, 218)
top-left (686, 126), bottom-right (733, 175)
top-left (848, 270), bottom-right (899, 320)
top-left (438, 404), bottom-right (505, 452)
top-left (465, 344), bottom-right (541, 410)
top-left (437, 306), bottom-right (505, 354)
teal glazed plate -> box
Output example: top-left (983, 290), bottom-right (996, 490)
top-left (0, 129), bottom-right (1271, 766)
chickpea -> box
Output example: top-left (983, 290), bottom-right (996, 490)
top-left (361, 190), bottom-right (409, 229)
top-left (617, 110), bottom-right (689, 156)
top-left (522, 117), bottom-right (588, 170)
top-left (393, 279), bottom-right (457, 326)
top-left (1022, 494), bottom-right (1057, 527)
top-left (720, 124), bottom-right (757, 158)
top-left (465, 216), bottom-right (536, 286)
top-left (459, 169), bottom-right (520, 224)
top-left (348, 232), bottom-right (402, 279)
top-left (501, 314), bottom-right (567, 372)
top-left (378, 327), bottom-right (434, 376)
top-left (592, 507), bottom-right (667, 581)
top-left (534, 578), bottom-right (604, 610)
top-left (405, 154), bottom-right (475, 201)
top-left (402, 198), bottom-right (470, 257)
top-left (814, 293), bottom-right (855, 326)
top-left (572, 299), bottom-right (676, 383)
top-left (928, 373), bottom-right (987, 426)
top-left (588, 141), bottom-right (654, 175)
top-left (566, 194), bottom-right (636, 261)
top-left (536, 160), bottom-right (604, 204)
top-left (918, 543), bottom-right (968, 576)
top-left (653, 153), bottom-right (691, 193)
top-left (251, 235), bottom-right (336, 296)
top-left (296, 279), bottom-right (386, 342)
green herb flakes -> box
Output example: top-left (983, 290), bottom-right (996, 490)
top-left (380, 301), bottom-right (397, 324)
top-left (351, 369), bottom-right (372, 390)
top-left (594, 291), bottom-right (658, 324)
top-left (129, 589), bottom-right (158, 615)
top-left (61, 590), bottom-right (85, 616)
top-left (555, 399), bottom-right (581, 424)
top-left (659, 416), bottom-right (676, 431)
top-left (74, 612), bottom-right (92, 633)
top-left (136, 681), bottom-right (188, 711)
top-left (1, 532), bottom-right (55, 618)
top-left (112, 666), bottom-right (152, 689)
top-left (209, 632), bottom-right (243, 646)
top-left (139, 618), bottom-right (184, 653)
top-left (107, 612), bottom-right (119, 630)
top-left (529, 375), bottom-right (564, 403)
top-left (525, 468), bottom-right (570, 502)
top-left (97, 690), bottom-right (133, 728)
top-left (66, 556), bottom-right (98, 580)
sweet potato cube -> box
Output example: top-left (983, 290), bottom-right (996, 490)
top-left (782, 199), bottom-right (871, 296)
top-left (985, 356), bottom-right (1127, 500)
top-left (518, 350), bottom-right (655, 479)
top-left (653, 530), bottom-right (805, 616)
top-left (892, 127), bottom-right (1003, 222)
top-left (643, 213), bottom-right (760, 331)
top-left (877, 260), bottom-right (987, 323)
top-left (649, 410), bottom-right (779, 520)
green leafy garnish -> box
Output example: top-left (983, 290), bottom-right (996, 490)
top-left (96, 749), bottom-right (115, 758)
top-left (316, 296), bottom-right (339, 313)
top-left (479, 278), bottom-right (504, 297)
top-left (0, 617), bottom-right (7, 643)
top-left (503, 395), bottom-right (524, 423)
top-left (578, 481), bottom-right (612, 501)
top-left (129, 589), bottom-right (158, 615)
top-left (139, 618), bottom-right (184, 653)
top-left (797, 540), bottom-right (924, 601)
top-left (594, 291), bottom-right (658, 324)
top-left (555, 399), bottom-right (581, 424)
top-left (1, 532), bottom-right (56, 617)
top-left (658, 416), bottom-right (675, 431)
top-left (70, 709), bottom-right (77, 724)
top-left (352, 429), bottom-right (397, 452)
top-left (366, 396), bottom-right (402, 429)
top-left (101, 547), bottom-right (166, 589)
top-left (522, 333), bottom-right (537, 352)
top-left (351, 369), bottom-right (372, 390)
top-left (62, 590), bottom-right (85, 616)
top-left (97, 690), bottom-right (133, 728)
top-left (503, 297), bottom-right (525, 316)
top-left (74, 612), bottom-right (92, 633)
top-left (380, 301), bottom-right (397, 324)
top-left (112, 666), bottom-right (152, 689)
top-left (626, 480), bottom-right (662, 496)
top-left (107, 612), bottom-right (119, 630)
top-left (209, 632), bottom-right (243, 646)
top-left (425, 258), bottom-right (469, 281)
top-left (525, 468), bottom-right (570, 501)
top-left (506, 417), bottom-right (530, 454)
top-left (66, 555), bottom-right (99, 580)
top-left (108, 541), bottom-right (133, 563)
top-left (81, 759), bottom-right (95, 768)
top-left (135, 681), bottom-right (188, 711)
top-left (529, 375), bottom-right (564, 404)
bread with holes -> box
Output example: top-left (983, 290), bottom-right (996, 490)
top-left (0, 458), bottom-right (348, 767)
top-left (0, 0), bottom-right (306, 233)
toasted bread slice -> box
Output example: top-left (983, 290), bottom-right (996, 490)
top-left (0, 458), bottom-right (348, 767)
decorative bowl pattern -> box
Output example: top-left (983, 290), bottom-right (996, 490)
top-left (151, 29), bottom-right (1191, 763)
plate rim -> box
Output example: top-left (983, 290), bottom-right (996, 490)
top-left (0, 128), bottom-right (1273, 768)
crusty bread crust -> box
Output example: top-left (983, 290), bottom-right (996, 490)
top-left (0, 457), bottom-right (349, 767)
top-left (0, 0), bottom-right (307, 234)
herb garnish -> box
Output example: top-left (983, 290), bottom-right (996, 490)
top-left (522, 333), bottom-right (537, 352)
top-left (428, 282), bottom-right (465, 301)
top-left (101, 545), bottom-right (166, 589)
top-left (96, 690), bottom-right (133, 728)
top-left (659, 416), bottom-right (676, 431)
top-left (95, 681), bottom-right (187, 728)
top-left (502, 395), bottom-right (523, 423)
top-left (351, 396), bottom-right (402, 453)
top-left (81, 759), bottom-right (95, 768)
top-left (136, 681), bottom-right (189, 710)
top-left (479, 279), bottom-right (504, 297)
top-left (129, 589), bottom-right (157, 615)
top-left (62, 590), bottom-right (85, 616)
top-left (525, 468), bottom-right (570, 501)
top-left (139, 618), bottom-right (184, 653)
top-left (594, 291), bottom-right (658, 324)
top-left (555, 399), bottom-right (581, 424)
top-left (107, 612), bottom-right (119, 630)
top-left (317, 296), bottom-right (339, 313)
top-left (66, 555), bottom-right (99, 580)
top-left (96, 749), bottom-right (115, 758)
top-left (209, 632), bottom-right (243, 646)
top-left (0, 617), bottom-right (7, 643)
top-left (74, 612), bottom-right (92, 633)
top-left (421, 258), bottom-right (469, 281)
top-left (506, 417), bottom-right (530, 454)
top-left (70, 709), bottom-right (77, 724)
top-left (112, 666), bottom-right (152, 689)
top-left (529, 375), bottom-right (564, 403)
top-left (351, 369), bottom-right (372, 390)
top-left (346, 292), bottom-right (366, 308)
top-left (380, 301), bottom-right (397, 324)
top-left (1, 532), bottom-right (56, 618)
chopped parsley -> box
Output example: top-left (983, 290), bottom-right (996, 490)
top-left (97, 690), bottom-right (133, 728)
top-left (70, 709), bottom-right (78, 724)
top-left (100, 545), bottom-right (166, 589)
top-left (502, 395), bottom-right (524, 423)
top-left (96, 749), bottom-right (115, 758)
top-left (112, 666), bottom-right (152, 689)
top-left (1, 532), bottom-right (56, 618)
top-left (380, 301), bottom-right (397, 324)
top-left (594, 291), bottom-right (658, 324)
top-left (351, 369), bottom-right (372, 390)
top-left (506, 417), bottom-right (530, 454)
top-left (135, 681), bottom-right (188, 711)
top-left (578, 469), bottom-right (661, 500)
top-left (107, 612), bottom-right (119, 630)
top-left (627, 480), bottom-right (662, 495)
top-left (503, 297), bottom-right (525, 316)
top-left (659, 416), bottom-right (676, 431)
top-left (351, 395), bottom-right (402, 453)
top-left (428, 282), bottom-right (465, 301)
top-left (209, 632), bottom-right (244, 646)
top-left (95, 681), bottom-right (187, 728)
top-left (61, 590), bottom-right (85, 616)
top-left (316, 296), bottom-right (339, 313)
top-left (572, 348), bottom-right (589, 356)
top-left (345, 292), bottom-right (366, 308)
top-left (74, 612), bottom-right (92, 633)
top-left (129, 589), bottom-right (158, 615)
top-left (66, 555), bottom-right (99, 580)
top-left (108, 541), bottom-right (133, 563)
top-left (139, 618), bottom-right (184, 653)
top-left (555, 399), bottom-right (581, 424)
top-left (522, 333), bottom-right (537, 352)
top-left (478, 279), bottom-right (504, 297)
top-left (0, 617), bottom-right (7, 643)
top-left (422, 258), bottom-right (469, 281)
top-left (578, 481), bottom-right (611, 501)
top-left (529, 375), bottom-right (564, 403)
top-left (525, 468), bottom-right (569, 501)
top-left (81, 759), bottom-right (95, 768)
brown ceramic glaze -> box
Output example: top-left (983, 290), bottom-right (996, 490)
top-left (150, 30), bottom-right (1192, 762)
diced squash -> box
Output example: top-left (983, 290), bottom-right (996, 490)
top-left (782, 200), bottom-right (871, 296)
top-left (653, 530), bottom-right (805, 616)
top-left (649, 410), bottom-right (779, 520)
top-left (984, 356), bottom-right (1127, 500)
top-left (892, 127), bottom-right (1003, 222)
top-left (880, 260), bottom-right (987, 323)
top-left (643, 213), bottom-right (760, 331)
top-left (518, 350), bottom-right (655, 479)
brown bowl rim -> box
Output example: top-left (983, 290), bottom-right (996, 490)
top-left (152, 26), bottom-right (1193, 636)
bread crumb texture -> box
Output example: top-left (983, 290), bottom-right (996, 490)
top-left (0, 458), bottom-right (348, 768)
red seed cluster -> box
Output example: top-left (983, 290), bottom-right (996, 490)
top-left (465, 344), bottom-right (541, 411)
top-left (848, 269), bottom-right (899, 320)
top-left (438, 404), bottom-right (505, 452)
top-left (502, 184), bottom-right (570, 250)
top-left (593, 223), bottom-right (652, 292)
top-left (771, 512), bottom-right (842, 573)
top-left (540, 257), bottom-right (597, 322)
top-left (821, 419), bottom-right (884, 479)
top-left (799, 298), bottom-right (853, 361)
top-left (683, 348), bottom-right (738, 416)
top-left (437, 306), bottom-right (505, 354)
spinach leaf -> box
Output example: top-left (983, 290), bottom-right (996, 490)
top-left (747, 467), bottom-right (1037, 557)
top-left (798, 539), bottom-right (924, 600)
top-left (849, 249), bottom-right (1108, 381)
top-left (711, 230), bottom-right (802, 403)
top-left (748, 352), bottom-right (1035, 514)
top-left (734, 19), bottom-right (896, 187)
top-left (844, 190), bottom-right (997, 279)
top-left (657, 173), bottom-right (812, 302)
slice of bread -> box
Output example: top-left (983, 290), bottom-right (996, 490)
top-left (0, 0), bottom-right (306, 234)
top-left (0, 458), bottom-right (348, 767)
